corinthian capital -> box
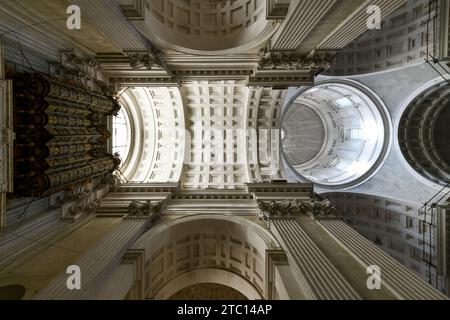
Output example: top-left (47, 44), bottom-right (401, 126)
top-left (127, 200), bottom-right (166, 219)
top-left (257, 197), bottom-right (338, 224)
top-left (257, 46), bottom-right (336, 72)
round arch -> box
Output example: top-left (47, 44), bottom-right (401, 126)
top-left (130, 214), bottom-right (280, 299)
top-left (154, 268), bottom-right (261, 300)
top-left (115, 87), bottom-right (186, 183)
top-left (132, 0), bottom-right (278, 55)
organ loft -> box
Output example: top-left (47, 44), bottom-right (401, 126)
top-left (0, 0), bottom-right (449, 300)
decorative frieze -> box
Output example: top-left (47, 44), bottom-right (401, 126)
top-left (249, 47), bottom-right (336, 88)
top-left (257, 47), bottom-right (335, 72)
top-left (257, 197), bottom-right (337, 225)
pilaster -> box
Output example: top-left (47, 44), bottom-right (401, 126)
top-left (33, 200), bottom-right (166, 299)
top-left (316, 219), bottom-right (447, 299)
top-left (256, 198), bottom-right (359, 300)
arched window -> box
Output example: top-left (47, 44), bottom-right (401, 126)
top-left (112, 108), bottom-right (131, 166)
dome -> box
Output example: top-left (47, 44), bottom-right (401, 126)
top-left (398, 81), bottom-right (450, 186)
top-left (281, 80), bottom-right (392, 189)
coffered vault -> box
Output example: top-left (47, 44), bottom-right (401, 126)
top-left (117, 81), bottom-right (286, 189)
top-left (2, 0), bottom-right (449, 301)
top-left (117, 86), bottom-right (185, 183)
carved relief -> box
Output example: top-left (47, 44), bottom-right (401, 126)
top-left (124, 46), bottom-right (164, 71)
top-left (257, 197), bottom-right (338, 224)
top-left (126, 200), bottom-right (166, 219)
top-left (258, 47), bottom-right (336, 72)
top-left (60, 49), bottom-right (100, 69)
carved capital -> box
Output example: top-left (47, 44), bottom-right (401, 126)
top-left (257, 46), bottom-right (336, 72)
top-left (126, 200), bottom-right (166, 220)
top-left (60, 49), bottom-right (100, 69)
top-left (257, 197), bottom-right (338, 225)
top-left (124, 46), bottom-right (164, 71)
top-left (60, 191), bottom-right (100, 220)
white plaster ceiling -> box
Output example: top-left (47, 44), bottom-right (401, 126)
top-left (114, 81), bottom-right (287, 189)
top-left (281, 80), bottom-right (392, 189)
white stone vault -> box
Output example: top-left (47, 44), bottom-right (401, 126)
top-left (116, 80), bottom-right (287, 189)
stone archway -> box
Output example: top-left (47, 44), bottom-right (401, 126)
top-left (129, 214), bottom-right (280, 300)
top-left (154, 268), bottom-right (259, 300)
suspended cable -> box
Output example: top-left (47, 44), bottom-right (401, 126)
top-left (0, 17), bottom-right (67, 38)
top-left (1, 230), bottom-right (82, 254)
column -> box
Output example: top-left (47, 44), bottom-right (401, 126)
top-left (317, 219), bottom-right (447, 300)
top-left (33, 218), bottom-right (148, 300)
top-left (34, 200), bottom-right (166, 300)
top-left (266, 250), bottom-right (306, 300)
top-left (259, 200), bottom-right (361, 300)
top-left (93, 249), bottom-right (144, 300)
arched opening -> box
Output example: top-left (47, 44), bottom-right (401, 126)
top-left (281, 79), bottom-right (392, 189)
top-left (398, 81), bottom-right (450, 186)
top-left (168, 283), bottom-right (248, 300)
top-left (114, 87), bottom-right (185, 183)
top-left (132, 0), bottom-right (277, 54)
top-left (157, 269), bottom-right (255, 300)
top-left (112, 107), bottom-right (131, 164)
top-left (129, 215), bottom-right (280, 300)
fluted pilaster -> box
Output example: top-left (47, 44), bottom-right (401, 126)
top-left (270, 218), bottom-right (361, 300)
top-left (317, 219), bottom-right (447, 300)
top-left (34, 218), bottom-right (149, 300)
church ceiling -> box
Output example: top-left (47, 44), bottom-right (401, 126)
top-left (116, 81), bottom-right (287, 189)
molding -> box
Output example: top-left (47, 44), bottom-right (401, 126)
top-left (122, 249), bottom-right (146, 299)
top-left (249, 47), bottom-right (336, 88)
top-left (257, 48), bottom-right (336, 71)
top-left (246, 74), bottom-right (314, 88)
top-left (266, 0), bottom-right (291, 20)
top-left (119, 0), bottom-right (146, 20)
top-left (265, 249), bottom-right (289, 299)
top-left (257, 198), bottom-right (338, 227)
